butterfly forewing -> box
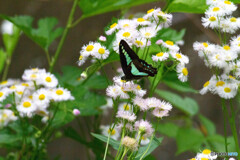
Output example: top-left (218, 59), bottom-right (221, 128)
top-left (119, 40), bottom-right (157, 80)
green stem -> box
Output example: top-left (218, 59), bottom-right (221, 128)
top-left (2, 57), bottom-right (11, 81)
top-left (103, 132), bottom-right (111, 160)
top-left (45, 49), bottom-right (51, 65)
top-left (120, 148), bottom-right (128, 160)
top-left (149, 62), bottom-right (164, 97)
top-left (229, 100), bottom-right (240, 158)
top-left (221, 99), bottom-right (228, 153)
top-left (49, 0), bottom-right (79, 72)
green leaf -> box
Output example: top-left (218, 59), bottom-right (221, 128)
top-left (206, 135), bottom-right (236, 152)
top-left (176, 127), bottom-right (205, 155)
top-left (0, 49), bottom-right (6, 74)
top-left (157, 122), bottom-right (179, 138)
top-left (162, 71), bottom-right (198, 93)
top-left (167, 0), bottom-right (208, 14)
top-left (135, 137), bottom-right (163, 159)
top-left (91, 133), bottom-right (120, 150)
top-left (143, 155), bottom-right (156, 160)
top-left (156, 90), bottom-right (199, 116)
top-left (0, 134), bottom-right (21, 148)
top-left (198, 114), bottom-right (216, 136)
top-left (0, 15), bottom-right (63, 50)
top-left (152, 28), bottom-right (186, 43)
top-left (79, 0), bottom-right (159, 19)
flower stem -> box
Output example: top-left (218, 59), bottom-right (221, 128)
top-left (103, 132), bottom-right (111, 160)
top-left (2, 57), bottom-right (11, 81)
top-left (49, 0), bottom-right (79, 72)
top-left (221, 98), bottom-right (228, 153)
top-left (229, 100), bottom-right (240, 159)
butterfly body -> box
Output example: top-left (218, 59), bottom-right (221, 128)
top-left (119, 40), bottom-right (157, 81)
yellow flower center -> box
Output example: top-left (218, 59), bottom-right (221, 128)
top-left (176, 53), bottom-right (182, 59)
top-left (135, 40), bottom-right (143, 46)
top-left (79, 55), bottom-right (83, 60)
top-left (10, 85), bottom-right (16, 90)
top-left (23, 102), bottom-right (31, 108)
top-left (123, 32), bottom-right (130, 37)
top-left (29, 95), bottom-right (33, 99)
top-left (0, 92), bottom-right (3, 97)
top-left (121, 87), bottom-right (127, 93)
top-left (223, 45), bottom-right (230, 50)
top-left (110, 23), bottom-right (117, 29)
top-left (230, 17), bottom-right (237, 22)
top-left (209, 16), bottom-right (216, 22)
top-left (156, 52), bottom-right (164, 57)
top-left (21, 83), bottom-right (29, 87)
top-left (213, 7), bottom-right (220, 12)
top-left (229, 75), bottom-right (235, 79)
top-left (86, 45), bottom-right (94, 51)
top-left (158, 11), bottom-right (165, 15)
top-left (56, 89), bottom-right (63, 95)
top-left (31, 74), bottom-right (37, 78)
top-left (39, 94), bottom-right (45, 100)
top-left (216, 81), bottom-right (225, 86)
top-left (145, 32), bottom-right (151, 37)
top-left (224, 0), bottom-right (231, 4)
top-left (17, 91), bottom-right (23, 95)
top-left (201, 158), bottom-right (208, 160)
top-left (215, 54), bottom-right (220, 60)
top-left (0, 81), bottom-right (7, 85)
top-left (190, 158), bottom-right (196, 160)
top-left (121, 80), bottom-right (126, 83)
top-left (224, 87), bottom-right (231, 93)
top-left (202, 42), bottom-right (209, 47)
top-left (123, 104), bottom-right (130, 111)
top-left (108, 129), bottom-right (116, 135)
top-left (137, 18), bottom-right (145, 22)
top-left (182, 68), bottom-right (188, 76)
top-left (238, 37), bottom-right (240, 41)
top-left (137, 85), bottom-right (141, 90)
top-left (45, 77), bottom-right (52, 82)
top-left (147, 9), bottom-right (154, 14)
top-left (2, 113), bottom-right (8, 119)
top-left (202, 149), bottom-right (211, 155)
top-left (98, 48), bottom-right (105, 54)
top-left (32, 68), bottom-right (38, 71)
top-left (203, 81), bottom-right (210, 87)
top-left (166, 40), bottom-right (174, 46)
top-left (123, 24), bottom-right (129, 27)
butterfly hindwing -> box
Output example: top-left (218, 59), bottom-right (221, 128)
top-left (119, 40), bottom-right (157, 80)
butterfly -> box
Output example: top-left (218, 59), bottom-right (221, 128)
top-left (119, 40), bottom-right (157, 81)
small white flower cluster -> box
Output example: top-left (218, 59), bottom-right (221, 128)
top-left (189, 149), bottom-right (217, 160)
top-left (103, 76), bottom-right (172, 144)
top-left (0, 68), bottom-right (74, 122)
top-left (193, 0), bottom-right (240, 99)
top-left (0, 109), bottom-right (17, 127)
top-left (202, 0), bottom-right (239, 33)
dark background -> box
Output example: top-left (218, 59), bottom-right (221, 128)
top-left (0, 0), bottom-right (239, 159)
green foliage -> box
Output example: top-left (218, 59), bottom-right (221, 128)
top-left (176, 127), bottom-right (205, 155)
top-left (152, 28), bottom-right (186, 43)
top-left (91, 133), bottom-right (120, 150)
top-left (157, 122), bottom-right (179, 138)
top-left (135, 137), bottom-right (163, 159)
top-left (155, 90), bottom-right (199, 116)
top-left (78, 0), bottom-right (159, 19)
top-left (198, 114), bottom-right (216, 136)
top-left (0, 15), bottom-right (63, 51)
top-left (0, 49), bottom-right (6, 74)
top-left (162, 71), bottom-right (198, 93)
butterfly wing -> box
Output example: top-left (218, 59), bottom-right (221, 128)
top-left (119, 40), bottom-right (157, 80)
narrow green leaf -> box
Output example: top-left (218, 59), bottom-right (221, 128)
top-left (0, 49), bottom-right (6, 74)
top-left (91, 133), bottom-right (120, 150)
top-left (155, 90), bottom-right (199, 116)
top-left (157, 122), bottom-right (179, 138)
top-left (176, 128), bottom-right (205, 155)
top-left (79, 0), bottom-right (159, 19)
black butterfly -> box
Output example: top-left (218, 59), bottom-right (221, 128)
top-left (119, 40), bottom-right (157, 81)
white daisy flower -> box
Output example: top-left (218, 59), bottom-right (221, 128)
top-left (202, 16), bottom-right (219, 29)
top-left (17, 99), bottom-right (37, 117)
top-left (140, 136), bottom-right (150, 145)
top-left (116, 29), bottom-right (137, 42)
top-left (80, 41), bottom-right (96, 57)
top-left (106, 85), bottom-right (122, 99)
top-left (133, 96), bottom-right (148, 111)
top-left (77, 54), bottom-right (88, 66)
top-left (22, 68), bottom-right (46, 82)
top-left (208, 53), bottom-right (227, 68)
top-left (139, 27), bottom-right (157, 39)
top-left (176, 64), bottom-right (188, 82)
top-left (134, 120), bottom-right (154, 137)
top-left (0, 88), bottom-right (11, 102)
top-left (116, 110), bottom-right (136, 122)
top-left (162, 40), bottom-right (179, 52)
top-left (205, 6), bottom-right (226, 17)
top-left (196, 149), bottom-right (217, 160)
top-left (152, 52), bottom-right (169, 62)
top-left (117, 19), bottom-right (137, 30)
top-left (152, 108), bottom-right (169, 118)
top-left (51, 87), bottom-right (74, 102)
top-left (92, 43), bottom-right (110, 60)
top-left (0, 79), bottom-right (18, 88)
top-left (200, 80), bottom-right (211, 95)
top-left (0, 109), bottom-right (17, 127)
top-left (217, 83), bottom-right (238, 99)
top-left (133, 84), bottom-right (146, 97)
top-left (39, 72), bottom-right (58, 88)
top-left (171, 52), bottom-right (189, 64)
top-left (33, 88), bottom-right (50, 108)
top-left (106, 22), bottom-right (118, 35)
top-left (35, 108), bottom-right (49, 117)
top-left (134, 18), bottom-right (151, 26)
top-left (145, 97), bottom-right (162, 109)
top-left (206, 0), bottom-right (222, 5)
top-left (118, 103), bottom-right (132, 112)
top-left (133, 38), bottom-right (148, 48)
top-left (156, 11), bottom-right (172, 27)
top-left (100, 125), bottom-right (120, 140)
top-left (219, 0), bottom-right (237, 14)
top-left (143, 8), bottom-right (161, 20)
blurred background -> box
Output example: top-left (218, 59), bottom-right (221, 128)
top-left (0, 0), bottom-right (239, 159)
